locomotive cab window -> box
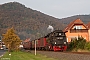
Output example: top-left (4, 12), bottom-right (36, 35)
top-left (55, 33), bottom-right (58, 36)
top-left (55, 33), bottom-right (60, 36)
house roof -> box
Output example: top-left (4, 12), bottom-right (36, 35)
top-left (23, 38), bottom-right (30, 42)
top-left (86, 22), bottom-right (90, 29)
top-left (64, 18), bottom-right (88, 32)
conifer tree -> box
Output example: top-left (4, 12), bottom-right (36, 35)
top-left (2, 27), bottom-right (21, 52)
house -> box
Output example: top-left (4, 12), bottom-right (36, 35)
top-left (64, 18), bottom-right (89, 42)
top-left (86, 22), bottom-right (90, 41)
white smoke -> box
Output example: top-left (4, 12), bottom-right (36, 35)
top-left (47, 25), bottom-right (54, 32)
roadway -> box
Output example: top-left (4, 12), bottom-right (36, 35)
top-left (0, 50), bottom-right (6, 57)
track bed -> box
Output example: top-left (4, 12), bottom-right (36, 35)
top-left (30, 50), bottom-right (90, 60)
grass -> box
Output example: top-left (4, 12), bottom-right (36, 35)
top-left (0, 51), bottom-right (58, 60)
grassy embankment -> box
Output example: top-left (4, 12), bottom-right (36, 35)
top-left (0, 51), bottom-right (58, 60)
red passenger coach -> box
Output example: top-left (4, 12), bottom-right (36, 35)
top-left (37, 37), bottom-right (48, 50)
top-left (31, 37), bottom-right (48, 50)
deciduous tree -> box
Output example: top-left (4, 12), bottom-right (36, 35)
top-left (2, 27), bottom-right (21, 52)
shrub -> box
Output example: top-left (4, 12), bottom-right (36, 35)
top-left (76, 37), bottom-right (86, 49)
top-left (84, 42), bottom-right (90, 51)
top-left (67, 36), bottom-right (86, 51)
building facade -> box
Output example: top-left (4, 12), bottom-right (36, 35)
top-left (64, 18), bottom-right (89, 42)
top-left (86, 22), bottom-right (90, 41)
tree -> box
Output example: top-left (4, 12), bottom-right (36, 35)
top-left (2, 27), bottom-right (21, 52)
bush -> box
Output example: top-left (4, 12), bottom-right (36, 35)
top-left (76, 37), bottom-right (86, 49)
top-left (84, 42), bottom-right (90, 51)
top-left (67, 36), bottom-right (86, 51)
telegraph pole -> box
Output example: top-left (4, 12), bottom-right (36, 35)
top-left (35, 40), bottom-right (36, 55)
top-left (34, 32), bottom-right (40, 55)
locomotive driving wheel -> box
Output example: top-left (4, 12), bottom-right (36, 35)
top-left (45, 46), bottom-right (50, 51)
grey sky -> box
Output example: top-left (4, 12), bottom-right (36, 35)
top-left (0, 0), bottom-right (90, 19)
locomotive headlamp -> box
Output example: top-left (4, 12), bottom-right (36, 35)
top-left (59, 46), bottom-right (61, 48)
top-left (59, 33), bottom-right (61, 35)
top-left (57, 37), bottom-right (59, 39)
top-left (64, 42), bottom-right (66, 44)
top-left (49, 46), bottom-right (50, 48)
top-left (55, 42), bottom-right (56, 44)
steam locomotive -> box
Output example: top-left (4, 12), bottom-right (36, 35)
top-left (23, 30), bottom-right (67, 51)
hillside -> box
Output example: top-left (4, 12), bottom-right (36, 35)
top-left (0, 2), bottom-right (65, 40)
top-left (0, 2), bottom-right (90, 40)
top-left (60, 15), bottom-right (90, 25)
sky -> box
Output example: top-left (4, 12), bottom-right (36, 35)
top-left (0, 0), bottom-right (90, 19)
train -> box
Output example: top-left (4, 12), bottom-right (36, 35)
top-left (23, 30), bottom-right (67, 51)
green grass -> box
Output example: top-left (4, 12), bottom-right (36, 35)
top-left (0, 51), bottom-right (58, 60)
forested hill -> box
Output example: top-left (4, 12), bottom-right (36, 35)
top-left (60, 15), bottom-right (90, 25)
top-left (0, 2), bottom-right (65, 40)
top-left (0, 2), bottom-right (90, 40)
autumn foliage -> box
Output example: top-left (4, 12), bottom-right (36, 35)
top-left (0, 2), bottom-right (66, 40)
top-left (2, 28), bottom-right (21, 52)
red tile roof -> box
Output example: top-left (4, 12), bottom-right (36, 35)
top-left (64, 18), bottom-right (88, 32)
top-left (23, 38), bottom-right (30, 42)
top-left (86, 22), bottom-right (90, 29)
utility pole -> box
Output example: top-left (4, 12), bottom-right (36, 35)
top-left (34, 32), bottom-right (40, 55)
top-left (35, 40), bottom-right (36, 55)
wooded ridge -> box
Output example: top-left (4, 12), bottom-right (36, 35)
top-left (0, 2), bottom-right (90, 40)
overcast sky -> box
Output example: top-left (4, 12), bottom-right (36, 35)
top-left (0, 0), bottom-right (90, 19)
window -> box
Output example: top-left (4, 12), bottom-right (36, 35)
top-left (55, 33), bottom-right (58, 36)
top-left (74, 26), bottom-right (82, 29)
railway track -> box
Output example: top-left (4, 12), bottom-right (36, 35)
top-left (65, 52), bottom-right (90, 55)
top-left (24, 50), bottom-right (90, 60)
top-left (25, 50), bottom-right (90, 55)
top-left (30, 50), bottom-right (90, 60)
